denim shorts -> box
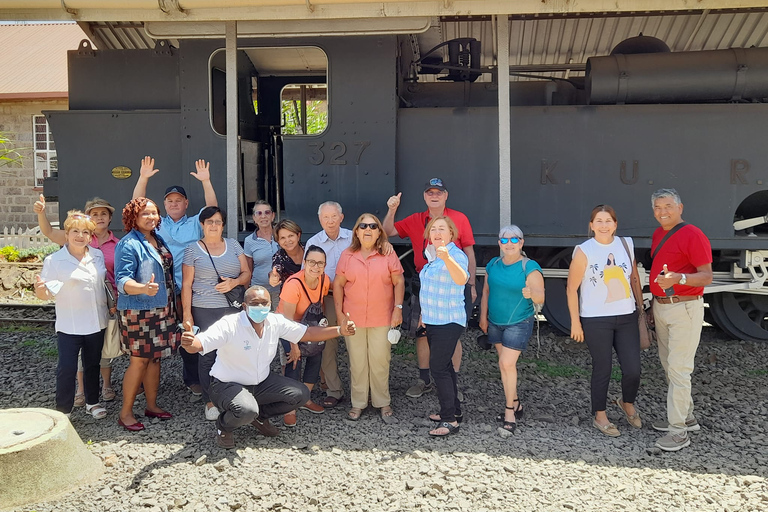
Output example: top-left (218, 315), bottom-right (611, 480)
top-left (488, 316), bottom-right (534, 351)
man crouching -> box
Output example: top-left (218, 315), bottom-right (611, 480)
top-left (181, 285), bottom-right (355, 449)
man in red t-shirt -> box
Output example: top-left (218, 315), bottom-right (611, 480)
top-left (648, 188), bottom-right (712, 453)
top-left (383, 178), bottom-right (476, 399)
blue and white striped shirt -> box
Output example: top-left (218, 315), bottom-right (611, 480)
top-left (183, 238), bottom-right (244, 309)
top-left (419, 242), bottom-right (469, 326)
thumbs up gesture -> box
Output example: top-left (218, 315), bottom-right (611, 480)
top-left (145, 273), bottom-right (159, 296)
top-left (180, 320), bottom-right (200, 353)
top-left (387, 192), bottom-right (402, 210)
top-left (654, 263), bottom-right (676, 290)
top-left (340, 312), bottom-right (356, 336)
top-left (268, 266), bottom-right (281, 287)
top-left (33, 194), bottom-right (46, 214)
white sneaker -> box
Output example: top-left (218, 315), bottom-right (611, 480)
top-left (205, 404), bottom-right (220, 421)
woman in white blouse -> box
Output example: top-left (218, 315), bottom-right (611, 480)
top-left (35, 210), bottom-right (109, 419)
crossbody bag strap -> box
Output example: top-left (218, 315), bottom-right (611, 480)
top-left (619, 237), bottom-right (643, 310)
top-left (199, 240), bottom-right (223, 280)
top-left (288, 274), bottom-right (325, 306)
top-left (651, 222), bottom-right (687, 260)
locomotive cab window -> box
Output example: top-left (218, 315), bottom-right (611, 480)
top-left (280, 84), bottom-right (327, 135)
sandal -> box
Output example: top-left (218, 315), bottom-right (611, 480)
top-left (323, 396), bottom-right (344, 408)
top-left (102, 387), bottom-right (116, 402)
top-left (616, 398), bottom-right (642, 428)
top-left (496, 400), bottom-right (523, 422)
top-left (593, 419), bottom-right (620, 437)
top-left (380, 406), bottom-right (393, 418)
top-left (429, 421), bottom-right (460, 437)
top-left (86, 403), bottom-right (107, 419)
top-left (429, 412), bottom-right (463, 424)
top-left (348, 407), bottom-right (362, 421)
top-left (74, 393), bottom-right (85, 408)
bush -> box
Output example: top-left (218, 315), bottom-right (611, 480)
top-left (0, 244), bottom-right (59, 263)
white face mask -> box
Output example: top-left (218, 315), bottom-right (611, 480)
top-left (387, 328), bottom-right (401, 345)
top-left (424, 244), bottom-right (437, 263)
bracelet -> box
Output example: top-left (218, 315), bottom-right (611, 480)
top-left (336, 326), bottom-right (342, 336)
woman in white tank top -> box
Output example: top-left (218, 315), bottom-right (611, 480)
top-left (566, 205), bottom-right (645, 438)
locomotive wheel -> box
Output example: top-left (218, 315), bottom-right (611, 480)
top-left (708, 292), bottom-right (768, 342)
top-left (541, 248), bottom-right (573, 336)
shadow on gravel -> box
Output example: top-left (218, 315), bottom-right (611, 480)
top-left (2, 323), bottom-right (767, 486)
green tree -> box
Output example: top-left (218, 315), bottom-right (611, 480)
top-left (0, 132), bottom-right (23, 167)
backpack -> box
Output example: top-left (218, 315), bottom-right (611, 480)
top-left (288, 274), bottom-right (328, 357)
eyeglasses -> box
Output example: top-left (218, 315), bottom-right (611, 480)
top-left (254, 210), bottom-right (272, 216)
top-left (358, 223), bottom-right (379, 230)
top-left (204, 220), bottom-right (223, 226)
top-left (305, 259), bottom-right (326, 268)
top-left (499, 237), bottom-right (520, 244)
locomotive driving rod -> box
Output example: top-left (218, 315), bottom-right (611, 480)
top-left (733, 215), bottom-right (768, 231)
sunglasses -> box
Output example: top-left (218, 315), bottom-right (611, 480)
top-left (500, 237), bottom-right (520, 244)
top-left (254, 210), bottom-right (273, 216)
top-left (358, 223), bottom-right (379, 230)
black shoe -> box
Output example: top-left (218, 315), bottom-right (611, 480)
top-left (496, 401), bottom-right (523, 422)
top-left (429, 413), bottom-right (463, 424)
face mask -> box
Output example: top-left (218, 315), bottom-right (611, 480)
top-left (247, 305), bottom-right (270, 323)
top-left (424, 244), bottom-right (437, 263)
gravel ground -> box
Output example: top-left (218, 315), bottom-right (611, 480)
top-left (1, 321), bottom-right (767, 512)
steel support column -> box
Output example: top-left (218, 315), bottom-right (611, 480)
top-left (225, 21), bottom-right (238, 237)
top-left (496, 14), bottom-right (510, 227)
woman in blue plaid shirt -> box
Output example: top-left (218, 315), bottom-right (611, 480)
top-left (419, 216), bottom-right (469, 436)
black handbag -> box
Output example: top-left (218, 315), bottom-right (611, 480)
top-left (200, 240), bottom-right (245, 309)
top-left (288, 274), bottom-right (327, 358)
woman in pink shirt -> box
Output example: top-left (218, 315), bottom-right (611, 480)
top-left (334, 214), bottom-right (405, 421)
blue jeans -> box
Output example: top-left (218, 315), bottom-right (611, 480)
top-left (488, 316), bottom-right (534, 351)
top-left (281, 339), bottom-right (322, 385)
top-left (56, 330), bottom-right (105, 413)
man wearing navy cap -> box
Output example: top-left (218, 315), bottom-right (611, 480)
top-left (132, 156), bottom-right (218, 396)
top-left (383, 178), bottom-right (476, 399)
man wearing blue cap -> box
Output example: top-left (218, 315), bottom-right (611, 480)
top-left (132, 155), bottom-right (218, 396)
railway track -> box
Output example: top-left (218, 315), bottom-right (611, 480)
top-left (0, 303), bottom-right (56, 325)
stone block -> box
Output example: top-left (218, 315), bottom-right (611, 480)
top-left (10, 206), bottom-right (25, 213)
top-left (5, 188), bottom-right (21, 196)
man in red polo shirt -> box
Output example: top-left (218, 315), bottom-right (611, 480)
top-left (383, 178), bottom-right (477, 399)
top-left (649, 188), bottom-right (712, 452)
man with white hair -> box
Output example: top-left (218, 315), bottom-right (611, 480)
top-left (648, 188), bottom-right (712, 452)
top-left (303, 201), bottom-right (353, 407)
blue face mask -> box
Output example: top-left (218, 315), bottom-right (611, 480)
top-left (246, 305), bottom-right (270, 323)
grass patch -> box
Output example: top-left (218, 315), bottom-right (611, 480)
top-left (746, 369), bottom-right (768, 377)
top-left (392, 340), bottom-right (416, 356)
top-left (17, 337), bottom-right (58, 357)
top-left (0, 325), bottom-right (50, 333)
top-left (468, 350), bottom-right (498, 362)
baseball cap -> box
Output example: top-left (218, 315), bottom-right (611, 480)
top-left (424, 177), bottom-right (447, 192)
top-left (84, 197), bottom-right (115, 215)
top-left (164, 186), bottom-right (187, 199)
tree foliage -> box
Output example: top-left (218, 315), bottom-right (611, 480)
top-left (0, 132), bottom-right (23, 167)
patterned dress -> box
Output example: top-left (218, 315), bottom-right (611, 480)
top-left (120, 241), bottom-right (181, 359)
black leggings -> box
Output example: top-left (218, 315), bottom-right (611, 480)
top-left (426, 323), bottom-right (465, 423)
top-left (581, 312), bottom-right (641, 413)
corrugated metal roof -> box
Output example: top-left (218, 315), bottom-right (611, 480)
top-left (420, 10), bottom-right (768, 81)
top-left (0, 23), bottom-right (89, 98)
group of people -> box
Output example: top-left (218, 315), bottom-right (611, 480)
top-left (32, 154), bottom-right (711, 453)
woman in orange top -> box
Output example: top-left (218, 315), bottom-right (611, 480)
top-left (334, 213), bottom-right (405, 421)
top-left (276, 245), bottom-right (330, 427)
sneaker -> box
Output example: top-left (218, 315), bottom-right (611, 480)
top-left (102, 387), bottom-right (116, 402)
top-left (188, 384), bottom-right (203, 396)
top-left (299, 401), bottom-right (325, 414)
top-left (405, 379), bottom-right (434, 398)
top-left (652, 417), bottom-right (700, 432)
top-left (215, 429), bottom-right (235, 449)
top-left (252, 417), bottom-right (280, 437)
top-left (74, 393), bottom-right (85, 407)
top-left (655, 432), bottom-right (691, 452)
top-left (205, 404), bottom-right (220, 421)
top-left (284, 411), bottom-right (297, 428)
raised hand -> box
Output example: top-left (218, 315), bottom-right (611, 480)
top-left (268, 266), bottom-right (281, 287)
top-left (140, 156), bottom-right (160, 179)
top-left (386, 192), bottom-right (402, 210)
top-left (191, 159), bottom-right (211, 182)
top-left (436, 245), bottom-right (450, 261)
top-left (33, 194), bottom-right (45, 214)
top-left (180, 320), bottom-right (197, 352)
top-left (145, 273), bottom-right (159, 296)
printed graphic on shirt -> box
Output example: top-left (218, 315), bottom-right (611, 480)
top-left (600, 253), bottom-right (631, 303)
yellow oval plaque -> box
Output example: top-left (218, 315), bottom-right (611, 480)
top-left (111, 166), bottom-right (132, 179)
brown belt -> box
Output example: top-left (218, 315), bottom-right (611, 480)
top-left (654, 295), bottom-right (701, 304)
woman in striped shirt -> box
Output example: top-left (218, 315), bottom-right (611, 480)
top-left (182, 206), bottom-right (251, 421)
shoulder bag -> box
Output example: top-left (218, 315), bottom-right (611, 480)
top-left (200, 240), bottom-right (246, 309)
top-left (619, 237), bottom-right (656, 350)
top-left (101, 281), bottom-right (125, 359)
top-left (288, 274), bottom-right (327, 357)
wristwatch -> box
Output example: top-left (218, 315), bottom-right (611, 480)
top-left (394, 304), bottom-right (403, 309)
top-left (679, 273), bottom-right (687, 285)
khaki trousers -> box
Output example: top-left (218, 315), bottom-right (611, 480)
top-left (652, 297), bottom-right (704, 435)
top-left (346, 326), bottom-right (391, 409)
top-left (321, 295), bottom-right (344, 399)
